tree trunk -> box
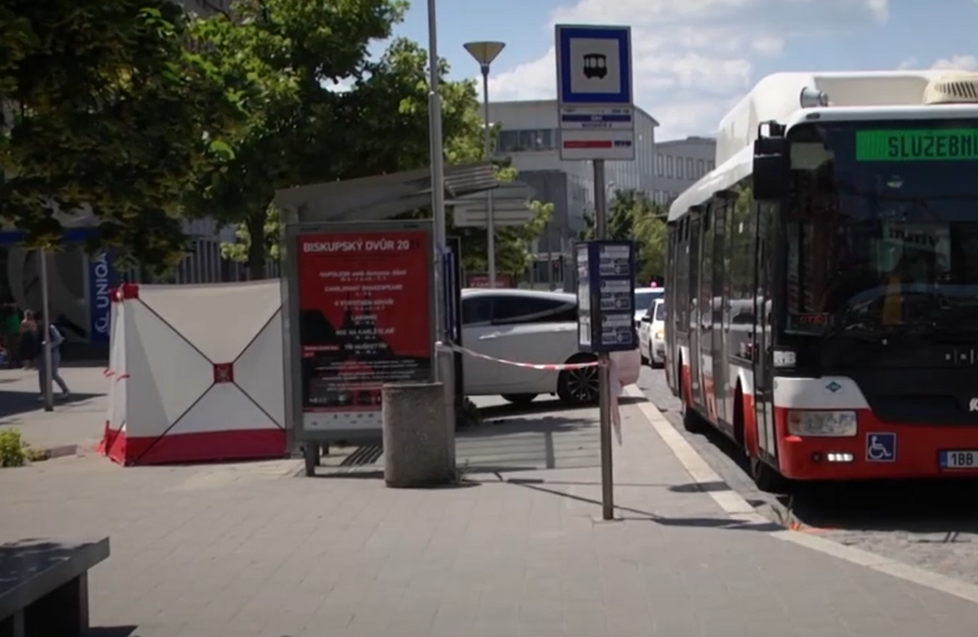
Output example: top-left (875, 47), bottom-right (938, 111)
top-left (246, 209), bottom-right (266, 280)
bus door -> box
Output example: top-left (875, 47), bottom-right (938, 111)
top-left (697, 208), bottom-right (714, 414)
top-left (711, 200), bottom-right (728, 424)
top-left (752, 202), bottom-right (774, 457)
top-left (687, 214), bottom-right (703, 408)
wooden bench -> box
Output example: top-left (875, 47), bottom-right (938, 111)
top-left (0, 538), bottom-right (110, 637)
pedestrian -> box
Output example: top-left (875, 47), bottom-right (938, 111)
top-left (17, 310), bottom-right (37, 370)
top-left (34, 311), bottom-right (70, 400)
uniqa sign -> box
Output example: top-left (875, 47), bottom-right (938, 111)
top-left (88, 253), bottom-right (115, 343)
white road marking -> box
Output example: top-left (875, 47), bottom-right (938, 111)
top-left (624, 384), bottom-right (978, 606)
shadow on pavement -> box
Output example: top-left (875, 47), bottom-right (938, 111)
top-left (779, 481), bottom-right (978, 537)
top-left (0, 391), bottom-right (103, 422)
top-left (504, 478), bottom-right (782, 532)
top-left (85, 627), bottom-right (138, 637)
top-left (461, 415), bottom-right (593, 437)
top-left (478, 395), bottom-right (644, 420)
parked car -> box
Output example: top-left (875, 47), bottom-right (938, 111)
top-left (639, 298), bottom-right (666, 368)
top-left (633, 286), bottom-right (665, 327)
top-left (460, 288), bottom-right (641, 406)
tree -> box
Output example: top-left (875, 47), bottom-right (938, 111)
top-left (0, 0), bottom-right (244, 271)
top-left (191, 0), bottom-right (481, 279)
top-left (579, 188), bottom-right (667, 282)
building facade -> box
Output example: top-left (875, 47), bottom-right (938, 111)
top-left (651, 136), bottom-right (717, 206)
top-left (487, 99), bottom-right (658, 261)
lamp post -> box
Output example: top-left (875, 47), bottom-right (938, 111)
top-left (426, 0), bottom-right (447, 355)
top-left (463, 41), bottom-right (505, 287)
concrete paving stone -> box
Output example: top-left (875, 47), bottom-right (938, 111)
top-left (4, 394), bottom-right (978, 635)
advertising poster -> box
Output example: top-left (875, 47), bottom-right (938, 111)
top-left (296, 230), bottom-right (432, 430)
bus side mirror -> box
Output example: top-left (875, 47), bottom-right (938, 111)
top-left (753, 136), bottom-right (790, 201)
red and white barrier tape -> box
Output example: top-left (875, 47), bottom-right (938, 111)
top-left (437, 343), bottom-right (601, 370)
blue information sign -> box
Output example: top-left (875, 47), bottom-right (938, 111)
top-left (575, 240), bottom-right (636, 353)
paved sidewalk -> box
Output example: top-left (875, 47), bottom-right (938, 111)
top-left (2, 397), bottom-right (978, 636)
top-left (0, 366), bottom-right (107, 454)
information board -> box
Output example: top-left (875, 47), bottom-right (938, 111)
top-left (576, 240), bottom-right (637, 353)
top-left (290, 222), bottom-right (434, 433)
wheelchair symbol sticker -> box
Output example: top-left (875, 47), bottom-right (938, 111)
top-left (866, 433), bottom-right (896, 462)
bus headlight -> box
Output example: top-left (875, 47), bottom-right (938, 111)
top-left (654, 329), bottom-right (664, 340)
top-left (786, 410), bottom-right (857, 437)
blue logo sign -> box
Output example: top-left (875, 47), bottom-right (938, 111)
top-left (866, 432), bottom-right (896, 462)
top-left (88, 252), bottom-right (117, 344)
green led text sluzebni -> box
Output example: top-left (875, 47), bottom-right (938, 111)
top-left (855, 129), bottom-right (978, 161)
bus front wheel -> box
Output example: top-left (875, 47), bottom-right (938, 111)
top-left (749, 455), bottom-right (792, 494)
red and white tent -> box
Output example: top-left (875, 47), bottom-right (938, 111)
top-left (100, 281), bottom-right (287, 465)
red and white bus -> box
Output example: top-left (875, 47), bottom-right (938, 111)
top-left (665, 70), bottom-right (978, 491)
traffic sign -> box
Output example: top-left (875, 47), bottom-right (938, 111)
top-left (555, 25), bottom-right (635, 161)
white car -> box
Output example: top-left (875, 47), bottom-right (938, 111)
top-left (460, 288), bottom-right (641, 406)
top-left (639, 298), bottom-right (666, 368)
top-left (633, 286), bottom-right (665, 326)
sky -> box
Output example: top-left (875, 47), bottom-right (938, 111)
top-left (390, 0), bottom-right (978, 141)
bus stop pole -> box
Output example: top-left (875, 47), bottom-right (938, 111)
top-left (39, 248), bottom-right (54, 412)
top-left (593, 159), bottom-right (615, 520)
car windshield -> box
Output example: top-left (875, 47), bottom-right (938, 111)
top-left (654, 301), bottom-right (666, 321)
top-left (782, 120), bottom-right (978, 340)
top-left (635, 290), bottom-right (663, 310)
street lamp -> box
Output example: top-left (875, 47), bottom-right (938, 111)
top-left (426, 0), bottom-right (447, 353)
top-left (463, 41), bottom-right (505, 287)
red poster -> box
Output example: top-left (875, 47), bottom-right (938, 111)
top-left (296, 230), bottom-right (432, 417)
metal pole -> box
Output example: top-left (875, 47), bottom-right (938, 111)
top-left (426, 0), bottom-right (447, 366)
top-left (481, 67), bottom-right (496, 288)
top-left (39, 248), bottom-right (54, 412)
top-left (593, 159), bottom-right (614, 520)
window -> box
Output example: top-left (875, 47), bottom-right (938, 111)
top-left (462, 296), bottom-right (493, 325)
top-left (677, 158), bottom-right (683, 179)
top-left (497, 130), bottom-right (519, 153)
top-left (535, 130), bottom-right (554, 150)
top-left (687, 158), bottom-right (695, 180)
top-left (518, 130), bottom-right (536, 151)
top-left (666, 156), bottom-right (674, 177)
top-left (697, 159), bottom-right (705, 177)
top-left (655, 301), bottom-right (666, 321)
top-left (491, 295), bottom-right (577, 324)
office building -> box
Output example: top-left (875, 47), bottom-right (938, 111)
top-left (651, 136), bottom-right (717, 206)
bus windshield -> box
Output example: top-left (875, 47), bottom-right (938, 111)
top-left (783, 120), bottom-right (978, 339)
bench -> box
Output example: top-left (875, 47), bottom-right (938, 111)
top-left (0, 538), bottom-right (110, 637)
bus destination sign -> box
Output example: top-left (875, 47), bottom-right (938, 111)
top-left (856, 128), bottom-right (978, 161)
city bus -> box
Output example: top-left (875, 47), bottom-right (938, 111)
top-left (664, 70), bottom-right (978, 492)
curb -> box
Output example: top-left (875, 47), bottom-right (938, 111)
top-left (624, 384), bottom-right (978, 607)
top-left (43, 444), bottom-right (81, 460)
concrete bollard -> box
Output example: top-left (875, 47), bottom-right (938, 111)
top-left (382, 382), bottom-right (454, 487)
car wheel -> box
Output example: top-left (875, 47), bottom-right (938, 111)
top-left (557, 354), bottom-right (600, 406)
top-left (501, 393), bottom-right (537, 406)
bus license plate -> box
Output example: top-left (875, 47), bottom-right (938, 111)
top-left (940, 450), bottom-right (978, 469)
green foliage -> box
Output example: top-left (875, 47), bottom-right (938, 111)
top-left (191, 0), bottom-right (489, 278)
top-left (0, 0), bottom-right (246, 271)
top-left (0, 429), bottom-right (46, 467)
top-left (580, 189), bottom-right (668, 283)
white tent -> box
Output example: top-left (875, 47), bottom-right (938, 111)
top-left (100, 280), bottom-right (287, 465)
